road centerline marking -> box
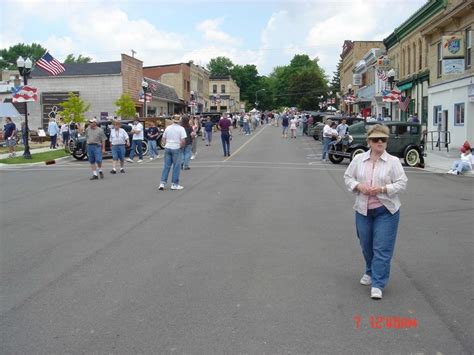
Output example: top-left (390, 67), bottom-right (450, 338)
top-left (224, 125), bottom-right (268, 162)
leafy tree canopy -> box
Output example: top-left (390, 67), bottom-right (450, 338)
top-left (115, 94), bottom-right (136, 119)
top-left (0, 43), bottom-right (47, 70)
top-left (207, 56), bottom-right (234, 77)
top-left (59, 93), bottom-right (91, 123)
top-left (64, 54), bottom-right (93, 64)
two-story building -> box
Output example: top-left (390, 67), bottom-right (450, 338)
top-left (209, 76), bottom-right (240, 113)
top-left (421, 0), bottom-right (473, 147)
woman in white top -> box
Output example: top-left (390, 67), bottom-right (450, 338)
top-left (448, 142), bottom-right (472, 175)
top-left (289, 116), bottom-right (298, 138)
top-left (344, 124), bottom-right (407, 300)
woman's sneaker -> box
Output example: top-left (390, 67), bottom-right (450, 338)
top-left (170, 184), bottom-right (184, 190)
top-left (158, 183), bottom-right (165, 191)
top-left (360, 274), bottom-right (372, 285)
top-left (371, 287), bottom-right (382, 299)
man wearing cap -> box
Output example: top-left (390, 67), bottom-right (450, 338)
top-left (126, 118), bottom-right (144, 163)
top-left (158, 115), bottom-right (187, 190)
top-left (85, 118), bottom-right (107, 180)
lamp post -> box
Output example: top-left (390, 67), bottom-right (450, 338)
top-left (387, 69), bottom-right (396, 120)
top-left (141, 79), bottom-right (149, 117)
top-left (16, 56), bottom-right (33, 159)
top-left (255, 89), bottom-right (266, 109)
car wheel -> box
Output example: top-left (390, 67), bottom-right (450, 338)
top-left (328, 153), bottom-right (344, 164)
top-left (313, 135), bottom-right (319, 141)
top-left (404, 147), bottom-right (420, 167)
top-left (157, 137), bottom-right (164, 149)
top-left (139, 141), bottom-right (149, 156)
top-left (72, 150), bottom-right (87, 160)
top-left (350, 147), bottom-right (366, 161)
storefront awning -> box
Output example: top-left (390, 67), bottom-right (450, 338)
top-left (397, 82), bottom-right (413, 91)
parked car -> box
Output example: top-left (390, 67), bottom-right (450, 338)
top-left (69, 120), bottom-right (164, 160)
top-left (308, 115), bottom-right (364, 140)
top-left (327, 121), bottom-right (425, 167)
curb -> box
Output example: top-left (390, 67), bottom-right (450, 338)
top-left (0, 156), bottom-right (73, 169)
top-left (423, 165), bottom-right (474, 177)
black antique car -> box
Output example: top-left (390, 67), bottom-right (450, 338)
top-left (69, 120), bottom-right (164, 160)
top-left (308, 114), bottom-right (364, 140)
top-left (327, 121), bottom-right (425, 167)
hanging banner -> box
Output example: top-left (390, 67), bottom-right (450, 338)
top-left (11, 85), bottom-right (38, 103)
top-left (442, 35), bottom-right (464, 59)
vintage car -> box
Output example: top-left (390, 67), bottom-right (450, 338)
top-left (308, 115), bottom-right (364, 140)
top-left (70, 120), bottom-right (164, 160)
top-left (327, 121), bottom-right (425, 167)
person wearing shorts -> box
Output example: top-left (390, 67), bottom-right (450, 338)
top-left (3, 117), bottom-right (17, 158)
top-left (109, 120), bottom-right (130, 174)
top-left (85, 118), bottom-right (106, 180)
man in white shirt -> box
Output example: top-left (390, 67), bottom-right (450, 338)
top-left (126, 118), bottom-right (144, 163)
top-left (159, 115), bottom-right (187, 191)
top-left (322, 119), bottom-right (336, 161)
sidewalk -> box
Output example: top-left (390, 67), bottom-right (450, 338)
top-left (424, 147), bottom-right (473, 176)
top-left (0, 146), bottom-right (57, 160)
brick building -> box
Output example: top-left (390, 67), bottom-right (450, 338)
top-left (28, 54), bottom-right (144, 129)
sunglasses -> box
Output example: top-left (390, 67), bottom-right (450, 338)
top-left (369, 137), bottom-right (388, 143)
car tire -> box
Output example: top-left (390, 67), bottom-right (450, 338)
top-left (139, 141), bottom-right (148, 156)
top-left (157, 137), bottom-right (164, 149)
top-left (404, 147), bottom-right (420, 167)
top-left (72, 150), bottom-right (87, 160)
top-left (350, 147), bottom-right (366, 161)
top-left (328, 153), bottom-right (344, 164)
top-left (313, 135), bottom-right (319, 141)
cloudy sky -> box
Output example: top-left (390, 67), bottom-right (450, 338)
top-left (1, 0), bottom-right (427, 79)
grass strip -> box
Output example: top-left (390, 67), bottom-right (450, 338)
top-left (0, 150), bottom-right (69, 164)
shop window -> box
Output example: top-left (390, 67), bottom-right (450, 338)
top-left (213, 84), bottom-right (217, 93)
top-left (466, 28), bottom-right (472, 68)
top-left (437, 42), bottom-right (442, 77)
top-left (433, 105), bottom-right (442, 125)
top-left (454, 103), bottom-right (465, 126)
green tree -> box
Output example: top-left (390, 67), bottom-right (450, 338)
top-left (115, 94), bottom-right (136, 119)
top-left (207, 56), bottom-right (234, 76)
top-left (59, 93), bottom-right (91, 123)
top-left (329, 58), bottom-right (342, 108)
top-left (64, 54), bottom-right (93, 64)
top-left (0, 43), bottom-right (47, 70)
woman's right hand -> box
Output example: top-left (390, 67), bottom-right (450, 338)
top-left (357, 183), bottom-right (371, 195)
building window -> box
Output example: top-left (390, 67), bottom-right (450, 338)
top-left (433, 105), bottom-right (442, 125)
top-left (221, 84), bottom-right (226, 93)
top-left (454, 103), bottom-right (465, 126)
top-left (437, 42), bottom-right (442, 78)
top-left (425, 39), bottom-right (429, 68)
top-left (418, 39), bottom-right (422, 70)
top-left (466, 28), bottom-right (472, 68)
top-left (213, 84), bottom-right (217, 93)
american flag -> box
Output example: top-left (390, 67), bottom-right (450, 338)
top-left (344, 95), bottom-right (356, 103)
top-left (376, 69), bottom-right (387, 81)
top-left (36, 52), bottom-right (66, 76)
top-left (139, 92), bottom-right (152, 103)
top-left (382, 89), bottom-right (401, 102)
top-left (399, 96), bottom-right (411, 111)
top-left (149, 82), bottom-right (157, 91)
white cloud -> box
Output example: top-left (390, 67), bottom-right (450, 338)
top-left (196, 18), bottom-right (241, 46)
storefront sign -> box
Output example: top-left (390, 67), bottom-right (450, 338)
top-left (442, 35), bottom-right (464, 58)
top-left (353, 74), bottom-right (362, 86)
top-left (443, 59), bottom-right (465, 74)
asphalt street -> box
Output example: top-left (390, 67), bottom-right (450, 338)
top-left (1, 125), bottom-right (472, 354)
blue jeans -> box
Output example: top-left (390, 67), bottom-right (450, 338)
top-left (112, 144), bottom-right (125, 161)
top-left (87, 144), bottom-right (103, 164)
top-left (129, 139), bottom-right (143, 160)
top-left (161, 148), bottom-right (182, 185)
top-left (282, 126), bottom-right (288, 135)
top-left (322, 137), bottom-right (332, 160)
top-left (221, 131), bottom-right (230, 156)
top-left (244, 122), bottom-right (251, 134)
top-left (182, 144), bottom-right (192, 168)
top-left (355, 206), bottom-right (400, 290)
top-left (206, 130), bottom-right (212, 144)
top-left (451, 160), bottom-right (471, 174)
top-left (148, 139), bottom-right (158, 158)
top-left (50, 134), bottom-right (57, 148)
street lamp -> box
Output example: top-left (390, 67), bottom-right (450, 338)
top-left (347, 84), bottom-right (353, 115)
top-left (16, 56), bottom-right (33, 159)
top-left (141, 79), bottom-right (149, 117)
top-left (387, 69), bottom-right (397, 119)
top-left (255, 89), bottom-right (266, 108)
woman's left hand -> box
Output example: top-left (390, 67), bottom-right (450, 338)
top-left (368, 186), bottom-right (383, 196)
